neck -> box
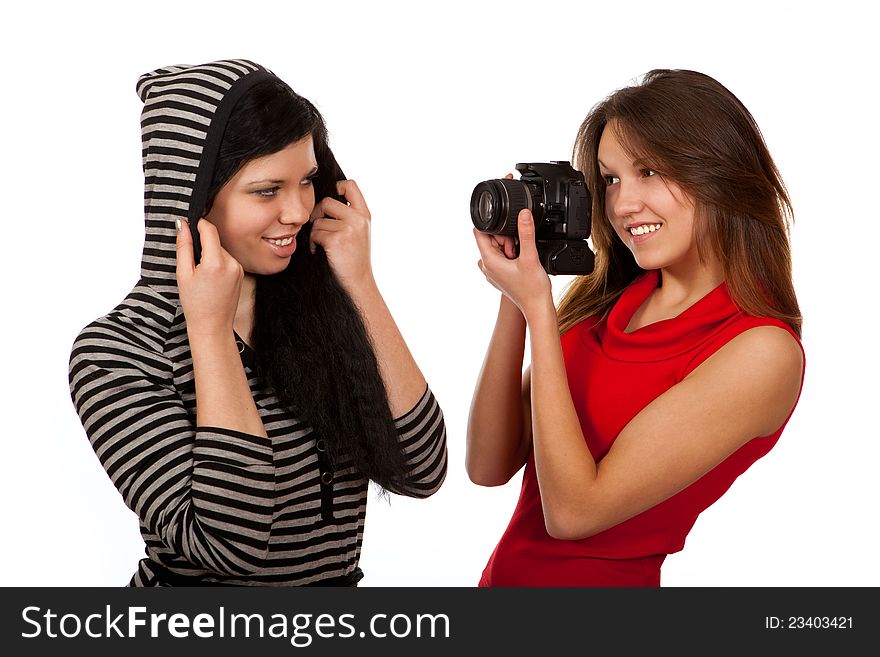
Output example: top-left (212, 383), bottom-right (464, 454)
top-left (656, 253), bottom-right (724, 307)
top-left (234, 274), bottom-right (257, 345)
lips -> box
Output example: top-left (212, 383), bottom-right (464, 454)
top-left (263, 234), bottom-right (296, 246)
top-left (262, 233), bottom-right (298, 257)
top-left (624, 220), bottom-right (661, 231)
top-left (621, 221), bottom-right (661, 246)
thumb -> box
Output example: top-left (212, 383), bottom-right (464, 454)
top-left (517, 209), bottom-right (536, 247)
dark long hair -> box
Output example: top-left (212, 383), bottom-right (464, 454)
top-left (206, 78), bottom-right (408, 490)
top-left (558, 69), bottom-right (802, 337)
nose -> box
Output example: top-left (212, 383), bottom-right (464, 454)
top-left (611, 179), bottom-right (645, 219)
top-left (279, 189), bottom-right (312, 227)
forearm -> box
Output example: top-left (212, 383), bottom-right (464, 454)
top-left (347, 278), bottom-right (427, 417)
top-left (527, 299), bottom-right (598, 537)
top-left (466, 294), bottom-right (530, 485)
top-left (189, 330), bottom-right (268, 437)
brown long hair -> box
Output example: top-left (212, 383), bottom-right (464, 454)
top-left (557, 69), bottom-right (802, 337)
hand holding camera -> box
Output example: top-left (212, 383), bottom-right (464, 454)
top-left (474, 206), bottom-right (555, 319)
top-left (470, 161), bottom-right (595, 276)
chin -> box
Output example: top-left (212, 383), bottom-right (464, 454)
top-left (631, 246), bottom-right (684, 272)
top-left (632, 254), bottom-right (666, 271)
top-left (246, 258), bottom-right (293, 277)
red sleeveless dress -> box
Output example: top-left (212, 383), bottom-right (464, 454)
top-left (479, 270), bottom-right (805, 586)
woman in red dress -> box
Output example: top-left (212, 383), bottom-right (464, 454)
top-left (469, 69), bottom-right (804, 586)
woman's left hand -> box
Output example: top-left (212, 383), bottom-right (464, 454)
top-left (309, 179), bottom-right (375, 294)
top-left (474, 208), bottom-right (553, 320)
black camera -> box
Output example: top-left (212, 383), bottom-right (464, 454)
top-left (470, 161), bottom-right (595, 275)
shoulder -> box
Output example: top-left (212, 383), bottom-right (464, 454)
top-left (707, 323), bottom-right (803, 382)
top-left (70, 283), bottom-right (183, 376)
top-left (78, 282), bottom-right (182, 343)
top-left (685, 324), bottom-right (804, 436)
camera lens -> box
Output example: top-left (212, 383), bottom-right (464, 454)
top-left (478, 190), bottom-right (495, 223)
top-left (470, 179), bottom-right (532, 237)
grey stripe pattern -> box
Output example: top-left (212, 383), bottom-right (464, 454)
top-left (68, 61), bottom-right (447, 586)
top-left (136, 59), bottom-right (262, 287)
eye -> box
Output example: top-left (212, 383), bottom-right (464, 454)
top-left (253, 186), bottom-right (280, 198)
top-left (302, 170), bottom-right (319, 187)
top-left (641, 169), bottom-right (656, 178)
top-left (603, 175), bottom-right (620, 186)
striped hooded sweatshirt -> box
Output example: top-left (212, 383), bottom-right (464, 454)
top-left (68, 60), bottom-right (448, 586)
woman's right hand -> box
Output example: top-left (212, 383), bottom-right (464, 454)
top-left (176, 219), bottom-right (243, 338)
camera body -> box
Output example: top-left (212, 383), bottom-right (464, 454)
top-left (470, 161), bottom-right (595, 275)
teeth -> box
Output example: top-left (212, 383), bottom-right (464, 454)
top-left (629, 224), bottom-right (661, 236)
top-left (268, 237), bottom-right (293, 246)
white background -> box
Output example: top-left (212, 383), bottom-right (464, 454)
top-left (1, 0), bottom-right (877, 587)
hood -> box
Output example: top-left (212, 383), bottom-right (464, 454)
top-left (136, 59), bottom-right (277, 288)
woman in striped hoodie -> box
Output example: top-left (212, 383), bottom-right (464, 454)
top-left (69, 60), bottom-right (447, 586)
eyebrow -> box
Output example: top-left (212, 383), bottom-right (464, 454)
top-left (244, 166), bottom-right (319, 186)
top-left (598, 158), bottom-right (650, 171)
top-left (245, 179), bottom-right (284, 186)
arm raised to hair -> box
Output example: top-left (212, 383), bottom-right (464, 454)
top-left (310, 179), bottom-right (446, 496)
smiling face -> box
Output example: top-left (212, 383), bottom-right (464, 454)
top-left (597, 122), bottom-right (700, 273)
top-left (205, 136), bottom-right (318, 275)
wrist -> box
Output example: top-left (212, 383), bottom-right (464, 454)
top-left (498, 294), bottom-right (527, 329)
top-left (187, 327), bottom-right (237, 353)
top-left (522, 295), bottom-right (558, 329)
top-left (344, 273), bottom-right (380, 304)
